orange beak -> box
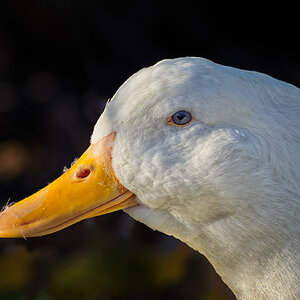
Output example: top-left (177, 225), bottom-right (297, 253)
top-left (0, 132), bottom-right (138, 238)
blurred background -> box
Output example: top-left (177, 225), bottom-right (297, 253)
top-left (0, 1), bottom-right (299, 299)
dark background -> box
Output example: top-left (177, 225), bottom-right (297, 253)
top-left (0, 1), bottom-right (299, 299)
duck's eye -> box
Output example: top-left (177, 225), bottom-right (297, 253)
top-left (76, 168), bottom-right (91, 179)
top-left (167, 110), bottom-right (193, 126)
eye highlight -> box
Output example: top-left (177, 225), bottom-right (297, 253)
top-left (167, 110), bottom-right (193, 126)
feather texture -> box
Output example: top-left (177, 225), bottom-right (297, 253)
top-left (92, 57), bottom-right (300, 299)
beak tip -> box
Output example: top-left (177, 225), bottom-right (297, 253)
top-left (0, 207), bottom-right (22, 238)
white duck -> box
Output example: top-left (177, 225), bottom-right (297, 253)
top-left (0, 57), bottom-right (299, 299)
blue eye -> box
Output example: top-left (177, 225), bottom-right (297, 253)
top-left (169, 110), bottom-right (192, 126)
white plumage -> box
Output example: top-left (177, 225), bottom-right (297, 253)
top-left (92, 57), bottom-right (300, 299)
top-left (1, 57), bottom-right (299, 299)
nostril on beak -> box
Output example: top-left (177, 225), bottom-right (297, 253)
top-left (76, 168), bottom-right (91, 179)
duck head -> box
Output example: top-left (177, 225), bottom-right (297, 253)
top-left (1, 57), bottom-right (299, 299)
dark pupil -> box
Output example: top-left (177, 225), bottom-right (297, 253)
top-left (176, 112), bottom-right (186, 121)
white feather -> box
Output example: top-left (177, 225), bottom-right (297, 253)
top-left (91, 57), bottom-right (300, 299)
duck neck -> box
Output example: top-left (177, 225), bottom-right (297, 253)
top-left (126, 191), bottom-right (300, 300)
top-left (181, 201), bottom-right (300, 299)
